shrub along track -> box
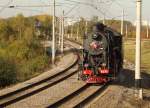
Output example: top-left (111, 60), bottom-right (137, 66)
top-left (0, 44), bottom-right (79, 107)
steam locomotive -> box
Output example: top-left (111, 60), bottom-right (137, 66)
top-left (78, 25), bottom-right (123, 83)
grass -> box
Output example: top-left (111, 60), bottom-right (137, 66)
top-left (124, 39), bottom-right (150, 74)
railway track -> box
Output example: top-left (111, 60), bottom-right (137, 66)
top-left (47, 83), bottom-right (109, 108)
top-left (0, 64), bottom-right (78, 107)
top-left (0, 46), bottom-right (79, 107)
top-left (46, 40), bottom-right (110, 108)
top-left (0, 40), bottom-right (110, 108)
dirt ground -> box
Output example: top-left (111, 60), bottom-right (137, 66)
top-left (86, 62), bottom-right (150, 108)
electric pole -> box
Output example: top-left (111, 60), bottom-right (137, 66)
top-left (135, 0), bottom-right (143, 99)
top-left (61, 10), bottom-right (64, 53)
top-left (71, 24), bottom-right (73, 38)
top-left (121, 9), bottom-right (124, 35)
top-left (67, 25), bottom-right (70, 38)
top-left (126, 24), bottom-right (128, 38)
top-left (85, 20), bottom-right (88, 35)
top-left (68, 33), bottom-right (70, 38)
top-left (103, 14), bottom-right (105, 25)
top-left (66, 23), bottom-right (70, 38)
top-left (147, 21), bottom-right (149, 38)
top-left (59, 17), bottom-right (62, 46)
top-left (52, 0), bottom-right (55, 64)
top-left (76, 22), bottom-right (79, 40)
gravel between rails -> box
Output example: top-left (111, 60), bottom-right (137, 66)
top-left (48, 83), bottom-right (108, 108)
top-left (6, 74), bottom-right (86, 108)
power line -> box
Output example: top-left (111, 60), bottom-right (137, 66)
top-left (64, 0), bottom-right (92, 5)
top-left (111, 0), bottom-right (135, 8)
top-left (64, 4), bottom-right (78, 16)
top-left (65, 0), bottom-right (112, 5)
top-left (12, 7), bottom-right (43, 13)
top-left (0, 5), bottom-right (61, 8)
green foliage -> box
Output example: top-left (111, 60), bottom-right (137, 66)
top-left (17, 55), bottom-right (49, 81)
top-left (0, 14), bottom-right (51, 87)
top-left (33, 15), bottom-right (52, 40)
top-left (0, 56), bottom-right (17, 87)
top-left (0, 19), bottom-right (14, 41)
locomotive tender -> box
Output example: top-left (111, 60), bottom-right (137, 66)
top-left (78, 23), bottom-right (123, 83)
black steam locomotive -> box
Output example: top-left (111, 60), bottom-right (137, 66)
top-left (78, 24), bottom-right (123, 83)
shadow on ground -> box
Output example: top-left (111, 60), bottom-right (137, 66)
top-left (113, 68), bottom-right (150, 101)
top-left (114, 69), bottom-right (150, 89)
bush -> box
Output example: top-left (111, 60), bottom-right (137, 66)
top-left (0, 57), bottom-right (17, 87)
top-left (0, 15), bottom-right (51, 87)
top-left (17, 55), bottom-right (49, 81)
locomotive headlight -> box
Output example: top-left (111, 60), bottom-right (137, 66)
top-left (101, 63), bottom-right (106, 67)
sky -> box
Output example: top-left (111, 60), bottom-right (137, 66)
top-left (0, 0), bottom-right (149, 23)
